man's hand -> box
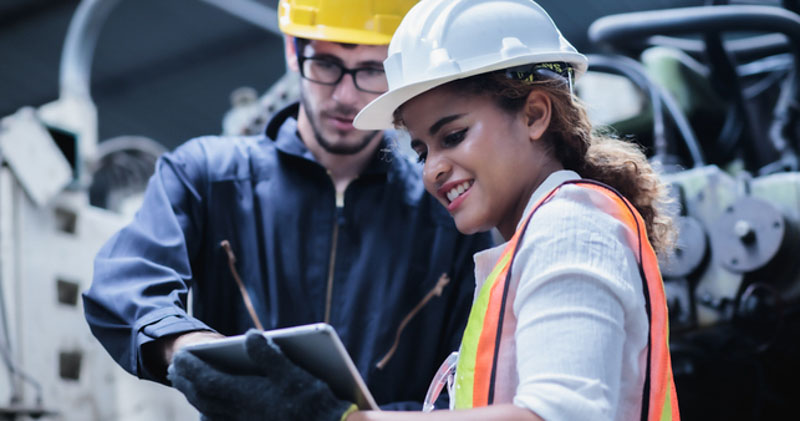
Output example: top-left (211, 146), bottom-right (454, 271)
top-left (163, 331), bottom-right (225, 367)
top-left (167, 329), bottom-right (354, 421)
top-left (141, 330), bottom-right (225, 382)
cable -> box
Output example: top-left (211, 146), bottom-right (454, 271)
top-left (588, 54), bottom-right (706, 168)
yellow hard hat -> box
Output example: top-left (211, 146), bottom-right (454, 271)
top-left (278, 0), bottom-right (417, 45)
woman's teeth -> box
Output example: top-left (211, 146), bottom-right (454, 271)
top-left (446, 181), bottom-right (472, 202)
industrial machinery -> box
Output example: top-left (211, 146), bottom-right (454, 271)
top-left (0, 0), bottom-right (281, 419)
top-left (588, 2), bottom-right (800, 419)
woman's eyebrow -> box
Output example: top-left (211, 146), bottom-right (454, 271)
top-left (429, 114), bottom-right (464, 135)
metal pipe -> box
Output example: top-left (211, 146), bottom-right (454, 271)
top-left (647, 33), bottom-right (791, 63)
top-left (198, 0), bottom-right (281, 36)
top-left (59, 0), bottom-right (123, 101)
top-left (59, 0), bottom-right (281, 101)
top-left (589, 5), bottom-right (800, 58)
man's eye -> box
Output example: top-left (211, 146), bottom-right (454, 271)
top-left (442, 129), bottom-right (467, 147)
top-left (359, 68), bottom-right (385, 78)
top-left (313, 60), bottom-right (338, 70)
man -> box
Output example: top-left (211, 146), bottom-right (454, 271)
top-left (82, 0), bottom-right (492, 419)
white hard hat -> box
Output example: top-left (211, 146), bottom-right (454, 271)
top-left (353, 0), bottom-right (588, 130)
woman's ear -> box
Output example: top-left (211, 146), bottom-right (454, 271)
top-left (523, 90), bottom-right (552, 142)
top-left (284, 36), bottom-right (299, 72)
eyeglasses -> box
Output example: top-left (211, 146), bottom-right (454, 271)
top-left (298, 55), bottom-right (388, 94)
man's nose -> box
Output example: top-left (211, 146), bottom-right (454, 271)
top-left (332, 73), bottom-right (360, 106)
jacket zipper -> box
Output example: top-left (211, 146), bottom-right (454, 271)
top-left (324, 180), bottom-right (345, 324)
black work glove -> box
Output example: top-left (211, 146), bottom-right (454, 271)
top-left (167, 329), bottom-right (354, 421)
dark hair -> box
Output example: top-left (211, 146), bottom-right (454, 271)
top-left (294, 37), bottom-right (358, 53)
top-left (394, 71), bottom-right (676, 254)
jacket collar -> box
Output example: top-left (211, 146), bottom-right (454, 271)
top-left (265, 102), bottom-right (395, 176)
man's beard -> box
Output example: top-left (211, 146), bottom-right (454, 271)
top-left (301, 91), bottom-right (380, 155)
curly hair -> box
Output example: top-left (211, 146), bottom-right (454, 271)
top-left (394, 71), bottom-right (676, 254)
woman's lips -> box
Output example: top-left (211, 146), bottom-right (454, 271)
top-left (437, 179), bottom-right (474, 212)
top-left (446, 187), bottom-right (471, 212)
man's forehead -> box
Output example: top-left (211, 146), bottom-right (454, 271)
top-left (302, 39), bottom-right (388, 63)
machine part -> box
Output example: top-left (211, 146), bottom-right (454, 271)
top-left (222, 72), bottom-right (302, 136)
top-left (0, 108), bottom-right (72, 207)
top-left (221, 87), bottom-right (261, 136)
top-left (588, 53), bottom-right (706, 169)
top-left (646, 33), bottom-right (791, 64)
top-left (709, 196), bottom-right (790, 273)
top-left (258, 71), bottom-right (301, 118)
top-left (354, 0), bottom-right (588, 130)
top-left (59, 0), bottom-right (121, 101)
top-left (575, 71), bottom-right (643, 126)
top-left (0, 405), bottom-right (58, 419)
top-left (88, 136), bottom-right (166, 215)
top-left (36, 0), bottom-right (120, 189)
top-left (735, 282), bottom-right (784, 353)
top-left (588, 5), bottom-right (800, 60)
top-left (1, 0), bottom-right (287, 418)
top-left (663, 278), bottom-right (694, 330)
top-left (0, 168), bottom-right (55, 419)
top-left (588, 5), bottom-right (800, 174)
top-left (662, 165), bottom-right (744, 327)
top-left (660, 216), bottom-right (709, 278)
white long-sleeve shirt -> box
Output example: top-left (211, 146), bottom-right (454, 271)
top-left (471, 170), bottom-right (648, 420)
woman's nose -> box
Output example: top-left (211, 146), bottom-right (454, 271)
top-left (423, 152), bottom-right (452, 187)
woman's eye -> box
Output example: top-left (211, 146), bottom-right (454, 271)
top-left (415, 151), bottom-right (428, 164)
top-left (442, 129), bottom-right (467, 147)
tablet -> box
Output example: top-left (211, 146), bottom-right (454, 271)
top-left (184, 323), bottom-right (378, 410)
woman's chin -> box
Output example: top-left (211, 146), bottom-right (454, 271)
top-left (454, 216), bottom-right (489, 236)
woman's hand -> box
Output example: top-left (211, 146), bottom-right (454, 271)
top-left (347, 404), bottom-right (543, 421)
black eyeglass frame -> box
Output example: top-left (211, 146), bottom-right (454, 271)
top-left (297, 55), bottom-right (388, 94)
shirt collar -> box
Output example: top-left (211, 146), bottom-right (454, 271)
top-left (516, 169), bottom-right (581, 231)
top-left (472, 169), bottom-right (580, 288)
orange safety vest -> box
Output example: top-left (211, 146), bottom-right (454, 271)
top-left (453, 180), bottom-right (680, 420)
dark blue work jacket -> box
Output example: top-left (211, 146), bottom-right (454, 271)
top-left (83, 103), bottom-right (493, 408)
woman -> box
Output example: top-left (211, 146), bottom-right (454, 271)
top-left (350, 0), bottom-right (681, 420)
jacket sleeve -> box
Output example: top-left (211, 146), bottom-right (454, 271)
top-left (82, 138), bottom-right (214, 382)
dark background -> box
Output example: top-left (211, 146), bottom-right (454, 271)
top-left (0, 0), bottom-right (700, 151)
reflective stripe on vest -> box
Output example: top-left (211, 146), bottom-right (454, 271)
top-left (453, 180), bottom-right (680, 420)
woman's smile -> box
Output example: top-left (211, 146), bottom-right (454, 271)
top-left (438, 179), bottom-right (475, 211)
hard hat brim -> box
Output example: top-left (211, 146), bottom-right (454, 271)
top-left (354, 54), bottom-right (587, 131)
top-left (354, 78), bottom-right (450, 131)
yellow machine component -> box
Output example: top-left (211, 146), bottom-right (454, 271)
top-left (278, 0), bottom-right (417, 45)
